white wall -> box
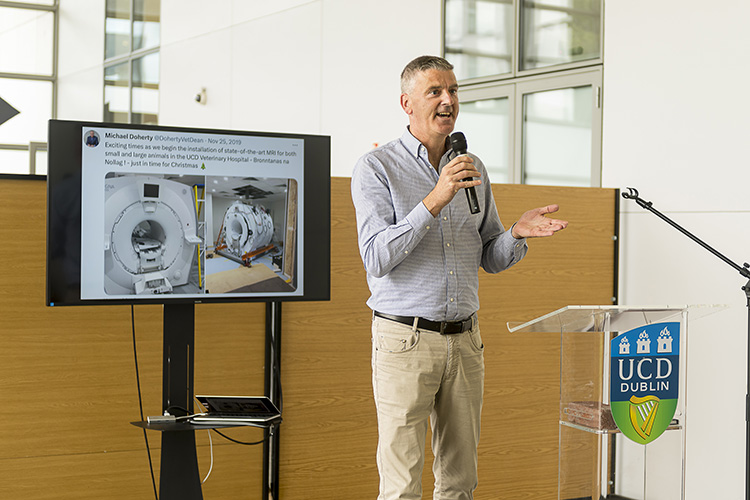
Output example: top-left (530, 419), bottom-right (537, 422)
top-left (56, 0), bottom-right (749, 496)
top-left (603, 1), bottom-right (750, 497)
top-left (158, 0), bottom-right (442, 178)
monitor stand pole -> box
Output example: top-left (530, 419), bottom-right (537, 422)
top-left (264, 301), bottom-right (282, 500)
top-left (160, 302), bottom-right (202, 500)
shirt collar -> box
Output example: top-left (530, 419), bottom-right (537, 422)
top-left (400, 127), bottom-right (423, 160)
top-left (400, 127), bottom-right (453, 162)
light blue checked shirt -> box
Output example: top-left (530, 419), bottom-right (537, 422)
top-left (351, 128), bottom-right (527, 322)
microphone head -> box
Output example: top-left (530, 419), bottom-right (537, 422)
top-left (450, 132), bottom-right (467, 154)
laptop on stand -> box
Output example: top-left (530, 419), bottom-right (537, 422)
top-left (191, 395), bottom-right (282, 426)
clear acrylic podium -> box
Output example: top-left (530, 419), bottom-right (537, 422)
top-left (508, 305), bottom-right (719, 500)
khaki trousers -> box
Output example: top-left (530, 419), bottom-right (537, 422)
top-left (371, 315), bottom-right (485, 500)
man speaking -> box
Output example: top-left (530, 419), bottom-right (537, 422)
top-left (351, 55), bottom-right (567, 499)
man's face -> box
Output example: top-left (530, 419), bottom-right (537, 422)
top-left (401, 69), bottom-right (459, 143)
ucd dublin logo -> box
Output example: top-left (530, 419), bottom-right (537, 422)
top-left (610, 322), bottom-right (680, 444)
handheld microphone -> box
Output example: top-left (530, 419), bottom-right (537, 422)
top-left (450, 132), bottom-right (480, 214)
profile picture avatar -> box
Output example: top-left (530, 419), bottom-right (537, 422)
top-left (84, 130), bottom-right (100, 147)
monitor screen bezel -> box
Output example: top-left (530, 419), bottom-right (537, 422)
top-left (46, 119), bottom-right (330, 306)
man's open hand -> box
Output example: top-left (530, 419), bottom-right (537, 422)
top-left (511, 204), bottom-right (568, 238)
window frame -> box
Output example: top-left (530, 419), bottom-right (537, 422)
top-left (459, 67), bottom-right (602, 186)
top-left (444, 0), bottom-right (603, 186)
top-left (516, 0), bottom-right (604, 78)
top-left (443, 0), bottom-right (603, 83)
top-left (516, 68), bottom-right (602, 186)
top-left (103, 0), bottom-right (160, 124)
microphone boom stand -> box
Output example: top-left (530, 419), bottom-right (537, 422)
top-left (621, 187), bottom-right (750, 500)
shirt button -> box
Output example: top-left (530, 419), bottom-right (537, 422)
top-left (443, 216), bottom-right (448, 221)
top-left (450, 298), bottom-right (455, 302)
top-left (404, 250), bottom-right (408, 254)
top-left (426, 225), bottom-right (430, 230)
top-left (449, 271), bottom-right (454, 275)
top-left (446, 243), bottom-right (451, 247)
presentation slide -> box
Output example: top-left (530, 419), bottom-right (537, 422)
top-left (79, 126), bottom-right (304, 299)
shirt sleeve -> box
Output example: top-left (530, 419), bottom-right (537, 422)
top-left (475, 161), bottom-right (528, 273)
top-left (351, 153), bottom-right (435, 278)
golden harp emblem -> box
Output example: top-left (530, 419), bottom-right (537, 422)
top-left (628, 395), bottom-right (660, 439)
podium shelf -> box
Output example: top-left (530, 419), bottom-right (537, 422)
top-left (507, 304), bottom-right (725, 334)
top-left (560, 420), bottom-right (683, 435)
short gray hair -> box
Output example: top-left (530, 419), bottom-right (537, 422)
top-left (400, 55), bottom-right (454, 94)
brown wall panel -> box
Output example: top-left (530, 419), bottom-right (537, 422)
top-left (0, 176), bottom-right (616, 499)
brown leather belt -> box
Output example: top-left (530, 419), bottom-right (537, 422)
top-left (374, 311), bottom-right (475, 334)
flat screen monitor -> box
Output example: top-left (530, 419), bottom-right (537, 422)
top-left (46, 120), bottom-right (330, 306)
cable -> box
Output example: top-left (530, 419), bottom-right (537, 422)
top-left (166, 405), bottom-right (191, 416)
top-left (211, 428), bottom-right (267, 446)
top-left (202, 429), bottom-right (214, 484)
top-left (198, 422), bottom-right (265, 486)
top-left (131, 304), bottom-right (159, 500)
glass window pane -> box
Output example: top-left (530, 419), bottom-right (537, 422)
top-left (106, 0), bottom-right (131, 59)
top-left (523, 86), bottom-right (592, 186)
top-left (0, 7), bottom-right (54, 76)
top-left (104, 62), bottom-right (130, 123)
top-left (132, 52), bottom-right (159, 124)
top-left (521, 0), bottom-right (601, 71)
top-left (0, 149), bottom-right (32, 175)
top-left (445, 0), bottom-right (514, 80)
top-left (34, 148), bottom-right (47, 175)
top-left (0, 78), bottom-right (52, 143)
top-left (457, 98), bottom-right (510, 183)
top-left (133, 0), bottom-right (160, 51)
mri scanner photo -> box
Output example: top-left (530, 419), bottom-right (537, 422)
top-left (104, 174), bottom-right (203, 295)
top-left (203, 175), bottom-right (296, 294)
